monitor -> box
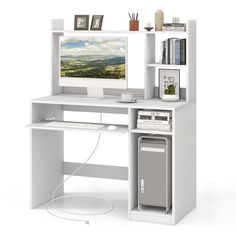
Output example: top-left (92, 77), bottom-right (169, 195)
top-left (59, 36), bottom-right (128, 97)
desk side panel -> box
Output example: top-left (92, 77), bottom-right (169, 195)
top-left (31, 130), bottom-right (63, 208)
top-left (173, 102), bottom-right (196, 223)
top-left (31, 104), bottom-right (64, 208)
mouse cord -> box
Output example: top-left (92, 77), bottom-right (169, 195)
top-left (46, 113), bottom-right (113, 224)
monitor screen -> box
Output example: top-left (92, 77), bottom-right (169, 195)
top-left (59, 36), bottom-right (128, 88)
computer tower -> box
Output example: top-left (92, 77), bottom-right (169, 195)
top-left (138, 136), bottom-right (172, 213)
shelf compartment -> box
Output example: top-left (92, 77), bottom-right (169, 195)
top-left (128, 131), bottom-right (173, 224)
top-left (130, 128), bottom-right (172, 135)
top-left (28, 121), bottom-right (128, 134)
top-left (129, 108), bottom-right (173, 135)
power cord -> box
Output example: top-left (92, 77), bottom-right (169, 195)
top-left (46, 113), bottom-right (113, 224)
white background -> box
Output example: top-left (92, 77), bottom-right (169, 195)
top-left (0, 0), bottom-right (236, 235)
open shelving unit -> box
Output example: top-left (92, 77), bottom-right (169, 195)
top-left (29, 19), bottom-right (196, 225)
top-left (144, 20), bottom-right (196, 101)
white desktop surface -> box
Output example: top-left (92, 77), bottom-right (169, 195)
top-left (32, 94), bottom-right (188, 110)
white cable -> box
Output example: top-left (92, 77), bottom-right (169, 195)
top-left (46, 113), bottom-right (113, 224)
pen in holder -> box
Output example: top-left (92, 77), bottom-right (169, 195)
top-left (128, 13), bottom-right (139, 31)
top-left (129, 20), bottom-right (139, 31)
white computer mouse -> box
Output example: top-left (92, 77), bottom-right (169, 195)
top-left (107, 125), bottom-right (118, 130)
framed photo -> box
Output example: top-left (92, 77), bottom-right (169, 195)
top-left (159, 69), bottom-right (180, 98)
top-left (90, 15), bottom-right (104, 30)
top-left (74, 15), bottom-right (89, 30)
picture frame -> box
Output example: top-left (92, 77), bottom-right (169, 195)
top-left (74, 15), bottom-right (89, 30)
top-left (90, 15), bottom-right (104, 30)
top-left (159, 69), bottom-right (180, 98)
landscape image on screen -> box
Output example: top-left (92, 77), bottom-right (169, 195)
top-left (60, 37), bottom-right (126, 79)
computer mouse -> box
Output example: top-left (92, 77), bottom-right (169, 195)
top-left (107, 125), bottom-right (118, 130)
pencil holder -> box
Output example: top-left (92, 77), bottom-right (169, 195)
top-left (129, 20), bottom-right (139, 31)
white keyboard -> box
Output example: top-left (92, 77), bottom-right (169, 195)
top-left (45, 121), bottom-right (105, 130)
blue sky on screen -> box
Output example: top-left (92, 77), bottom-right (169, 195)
top-left (60, 37), bottom-right (126, 56)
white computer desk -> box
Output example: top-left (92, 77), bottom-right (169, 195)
top-left (29, 93), bottom-right (196, 225)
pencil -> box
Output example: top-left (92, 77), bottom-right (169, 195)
top-left (128, 13), bottom-right (132, 20)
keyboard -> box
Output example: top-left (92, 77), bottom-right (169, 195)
top-left (45, 121), bottom-right (105, 130)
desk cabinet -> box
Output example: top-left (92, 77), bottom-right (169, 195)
top-left (29, 18), bottom-right (196, 225)
top-left (29, 95), bottom-right (196, 225)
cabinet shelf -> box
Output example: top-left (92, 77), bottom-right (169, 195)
top-left (130, 128), bottom-right (172, 135)
top-left (146, 63), bottom-right (187, 68)
top-left (131, 207), bottom-right (172, 217)
top-left (130, 208), bottom-right (173, 225)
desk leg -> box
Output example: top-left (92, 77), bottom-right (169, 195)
top-left (31, 129), bottom-right (64, 208)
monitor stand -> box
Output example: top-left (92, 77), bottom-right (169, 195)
top-left (87, 87), bottom-right (104, 99)
top-left (82, 88), bottom-right (117, 100)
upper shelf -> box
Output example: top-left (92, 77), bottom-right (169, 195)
top-left (146, 63), bottom-right (187, 68)
top-left (52, 29), bottom-right (187, 35)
